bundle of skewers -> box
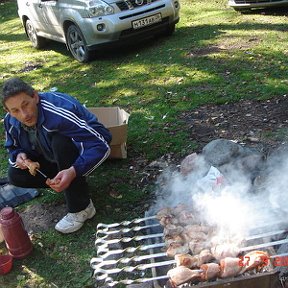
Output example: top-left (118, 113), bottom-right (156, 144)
top-left (156, 205), bottom-right (274, 287)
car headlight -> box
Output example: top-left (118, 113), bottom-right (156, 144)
top-left (88, 0), bottom-right (114, 17)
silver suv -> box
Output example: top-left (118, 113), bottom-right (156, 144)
top-left (17, 0), bottom-right (180, 62)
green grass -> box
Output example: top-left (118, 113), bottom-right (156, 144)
top-left (0, 0), bottom-right (288, 287)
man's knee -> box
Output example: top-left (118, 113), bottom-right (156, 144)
top-left (8, 166), bottom-right (27, 187)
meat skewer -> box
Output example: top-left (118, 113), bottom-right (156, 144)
top-left (219, 257), bottom-right (242, 278)
top-left (23, 159), bottom-right (41, 176)
top-left (211, 243), bottom-right (241, 261)
top-left (200, 263), bottom-right (220, 281)
top-left (175, 249), bottom-right (214, 268)
top-left (239, 250), bottom-right (270, 273)
top-left (175, 253), bottom-right (200, 268)
top-left (166, 242), bottom-right (190, 258)
top-left (167, 266), bottom-right (202, 286)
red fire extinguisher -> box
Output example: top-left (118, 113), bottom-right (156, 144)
top-left (0, 207), bottom-right (33, 259)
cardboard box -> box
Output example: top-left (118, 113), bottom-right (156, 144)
top-left (88, 107), bottom-right (130, 159)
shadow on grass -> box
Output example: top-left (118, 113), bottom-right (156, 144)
top-left (0, 243), bottom-right (94, 288)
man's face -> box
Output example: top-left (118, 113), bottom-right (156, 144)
top-left (5, 92), bottom-right (39, 127)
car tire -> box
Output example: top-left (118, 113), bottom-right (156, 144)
top-left (25, 19), bottom-right (46, 49)
top-left (66, 24), bottom-right (91, 63)
top-left (164, 24), bottom-right (175, 36)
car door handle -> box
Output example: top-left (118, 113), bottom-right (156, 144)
top-left (38, 3), bottom-right (43, 8)
top-left (26, 2), bottom-right (30, 6)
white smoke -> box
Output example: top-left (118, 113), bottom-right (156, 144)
top-left (149, 148), bottom-right (288, 239)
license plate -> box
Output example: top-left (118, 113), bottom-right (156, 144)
top-left (132, 13), bottom-right (162, 30)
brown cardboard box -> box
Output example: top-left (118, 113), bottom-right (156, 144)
top-left (88, 107), bottom-right (130, 159)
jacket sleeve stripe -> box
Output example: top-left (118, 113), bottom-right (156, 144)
top-left (41, 100), bottom-right (109, 146)
top-left (83, 148), bottom-right (111, 176)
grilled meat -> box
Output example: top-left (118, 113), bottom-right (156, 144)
top-left (200, 263), bottom-right (220, 281)
top-left (184, 224), bottom-right (213, 235)
top-left (198, 249), bottom-right (215, 265)
top-left (189, 240), bottom-right (209, 255)
top-left (219, 257), bottom-right (242, 278)
top-left (157, 205), bottom-right (195, 226)
top-left (211, 243), bottom-right (240, 261)
top-left (175, 249), bottom-right (214, 268)
top-left (163, 224), bottom-right (184, 237)
top-left (166, 242), bottom-right (190, 258)
top-left (240, 250), bottom-right (270, 273)
top-left (167, 266), bottom-right (202, 286)
top-left (24, 159), bottom-right (40, 176)
top-left (176, 210), bottom-right (195, 226)
top-left (175, 254), bottom-right (200, 268)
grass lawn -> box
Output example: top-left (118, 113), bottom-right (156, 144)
top-left (0, 0), bottom-right (287, 287)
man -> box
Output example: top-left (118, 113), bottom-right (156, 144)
top-left (1, 78), bottom-right (112, 233)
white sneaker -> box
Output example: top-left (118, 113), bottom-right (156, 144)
top-left (55, 200), bottom-right (96, 234)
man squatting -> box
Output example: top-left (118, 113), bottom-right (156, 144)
top-left (1, 78), bottom-right (112, 233)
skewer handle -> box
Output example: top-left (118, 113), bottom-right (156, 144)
top-left (97, 242), bottom-right (165, 257)
top-left (96, 223), bottom-right (160, 236)
top-left (90, 252), bottom-right (167, 269)
top-left (95, 232), bottom-right (163, 246)
top-left (96, 215), bottom-right (157, 229)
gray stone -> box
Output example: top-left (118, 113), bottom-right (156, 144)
top-left (202, 139), bottom-right (244, 166)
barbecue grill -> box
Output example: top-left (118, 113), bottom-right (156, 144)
top-left (91, 212), bottom-right (288, 288)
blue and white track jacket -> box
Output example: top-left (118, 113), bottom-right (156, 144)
top-left (4, 92), bottom-right (112, 176)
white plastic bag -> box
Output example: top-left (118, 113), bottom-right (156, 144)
top-left (196, 166), bottom-right (225, 193)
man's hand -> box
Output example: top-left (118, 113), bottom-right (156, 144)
top-left (16, 153), bottom-right (41, 176)
top-left (46, 166), bottom-right (76, 192)
top-left (16, 153), bottom-right (29, 169)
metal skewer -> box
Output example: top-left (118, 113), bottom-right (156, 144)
top-left (97, 242), bottom-right (165, 258)
top-left (96, 227), bottom-right (288, 249)
top-left (35, 168), bottom-right (48, 179)
top-left (246, 229), bottom-right (288, 241)
top-left (96, 223), bottom-right (160, 237)
top-left (23, 162), bottom-right (48, 179)
top-left (97, 215), bottom-right (157, 229)
top-left (90, 251), bottom-right (168, 269)
top-left (95, 233), bottom-right (163, 246)
top-left (93, 259), bottom-right (177, 279)
top-left (241, 238), bottom-right (288, 252)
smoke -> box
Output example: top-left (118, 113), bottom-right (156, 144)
top-left (149, 147), bottom-right (288, 239)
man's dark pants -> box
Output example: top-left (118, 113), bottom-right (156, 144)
top-left (8, 134), bottom-right (90, 213)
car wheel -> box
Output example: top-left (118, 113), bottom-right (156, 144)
top-left (25, 19), bottom-right (46, 49)
top-left (164, 24), bottom-right (175, 36)
top-left (66, 25), bottom-right (91, 63)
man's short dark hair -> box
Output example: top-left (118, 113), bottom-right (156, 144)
top-left (2, 78), bottom-right (35, 106)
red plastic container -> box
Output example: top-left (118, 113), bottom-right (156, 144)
top-left (0, 207), bottom-right (33, 259)
top-left (0, 255), bottom-right (13, 275)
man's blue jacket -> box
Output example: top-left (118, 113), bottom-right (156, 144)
top-left (4, 92), bottom-right (112, 176)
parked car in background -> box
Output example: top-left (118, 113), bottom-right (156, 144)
top-left (228, 0), bottom-right (288, 11)
top-left (17, 0), bottom-right (180, 62)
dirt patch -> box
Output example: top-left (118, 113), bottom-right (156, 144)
top-left (186, 37), bottom-right (261, 58)
top-left (181, 95), bottom-right (288, 154)
top-left (19, 202), bottom-right (67, 233)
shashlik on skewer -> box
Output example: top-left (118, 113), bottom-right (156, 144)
top-left (167, 266), bottom-right (202, 286)
top-left (200, 262), bottom-right (221, 281)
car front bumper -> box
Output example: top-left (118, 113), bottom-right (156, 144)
top-left (228, 0), bottom-right (288, 9)
top-left (77, 0), bottom-right (180, 48)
